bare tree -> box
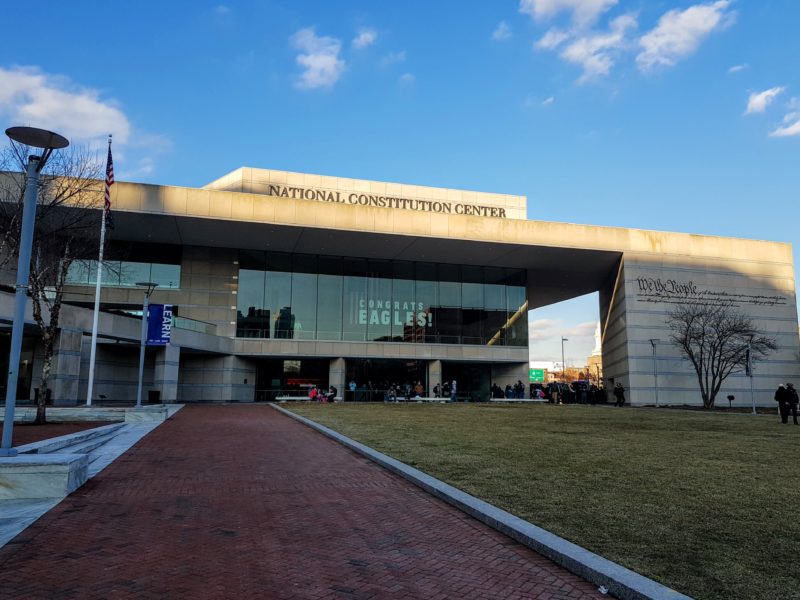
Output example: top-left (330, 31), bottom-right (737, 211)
top-left (666, 302), bottom-right (776, 408)
top-left (0, 142), bottom-right (103, 423)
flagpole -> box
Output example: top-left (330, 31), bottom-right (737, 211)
top-left (86, 135), bottom-right (112, 406)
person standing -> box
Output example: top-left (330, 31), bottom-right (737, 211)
top-left (613, 382), bottom-right (626, 407)
top-left (775, 384), bottom-right (789, 424)
top-left (787, 383), bottom-right (799, 425)
top-left (348, 379), bottom-right (357, 402)
top-left (450, 379), bottom-right (457, 402)
top-left (433, 383), bottom-right (441, 398)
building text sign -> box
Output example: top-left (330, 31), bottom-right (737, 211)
top-left (268, 184), bottom-right (508, 218)
top-left (635, 277), bottom-right (787, 307)
top-left (146, 304), bottom-right (173, 346)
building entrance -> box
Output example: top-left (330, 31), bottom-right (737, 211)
top-left (441, 362), bottom-right (491, 402)
top-left (254, 358), bottom-right (329, 401)
top-left (345, 359), bottom-right (427, 401)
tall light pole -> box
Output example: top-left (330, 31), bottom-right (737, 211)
top-left (1, 127), bottom-right (69, 457)
top-left (561, 337), bottom-right (568, 381)
top-left (649, 339), bottom-right (659, 408)
top-left (135, 282), bottom-right (158, 408)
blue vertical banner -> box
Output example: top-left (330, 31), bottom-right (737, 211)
top-left (146, 304), bottom-right (173, 346)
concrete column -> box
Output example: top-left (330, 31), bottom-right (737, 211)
top-left (220, 355), bottom-right (256, 402)
top-left (50, 328), bottom-right (83, 406)
top-left (154, 344), bottom-right (180, 403)
top-left (427, 360), bottom-right (442, 396)
top-left (329, 357), bottom-right (345, 400)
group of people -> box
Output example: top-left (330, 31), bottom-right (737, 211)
top-left (432, 380), bottom-right (458, 401)
top-left (308, 385), bottom-right (337, 403)
top-left (774, 383), bottom-right (799, 424)
top-left (490, 381), bottom-right (527, 399)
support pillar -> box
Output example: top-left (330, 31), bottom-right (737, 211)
top-left (329, 357), bottom-right (345, 401)
top-left (50, 329), bottom-right (83, 406)
top-left (428, 360), bottom-right (442, 396)
top-left (154, 344), bottom-right (180, 403)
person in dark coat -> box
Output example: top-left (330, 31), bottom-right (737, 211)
top-left (785, 383), bottom-right (798, 425)
top-left (775, 384), bottom-right (789, 424)
top-left (613, 383), bottom-right (626, 407)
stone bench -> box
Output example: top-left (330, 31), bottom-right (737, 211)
top-left (0, 454), bottom-right (88, 500)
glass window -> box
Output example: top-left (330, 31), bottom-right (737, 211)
top-left (342, 258), bottom-right (367, 342)
top-left (438, 264), bottom-right (460, 308)
top-left (231, 252), bottom-right (527, 348)
top-left (266, 270), bottom-right (292, 339)
top-left (391, 277), bottom-right (415, 342)
top-left (291, 272), bottom-right (318, 340)
top-left (151, 263), bottom-right (180, 289)
top-left (119, 261), bottom-right (152, 287)
top-left (415, 264), bottom-right (437, 344)
top-left (237, 269), bottom-right (267, 338)
top-left (66, 261), bottom-right (91, 285)
top-left (317, 256), bottom-right (342, 340)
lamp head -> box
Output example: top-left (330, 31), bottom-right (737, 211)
top-left (5, 127), bottom-right (69, 150)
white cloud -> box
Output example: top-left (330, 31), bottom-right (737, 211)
top-left (520, 0), bottom-right (618, 28)
top-left (529, 318), bottom-right (561, 341)
top-left (214, 5), bottom-right (231, 15)
top-left (535, 28), bottom-right (570, 49)
top-left (0, 66), bottom-right (170, 180)
top-left (560, 14), bottom-right (637, 82)
top-left (398, 73), bottom-right (415, 85)
top-left (728, 63), bottom-right (747, 74)
top-left (291, 28), bottom-right (345, 90)
top-left (0, 66), bottom-right (131, 143)
top-left (542, 96), bottom-right (555, 105)
top-left (637, 0), bottom-right (735, 71)
top-left (352, 28), bottom-right (377, 50)
top-left (492, 21), bottom-right (512, 41)
top-left (379, 51), bottom-right (406, 67)
top-left (745, 87), bottom-right (785, 115)
top-left (566, 321), bottom-right (598, 337)
top-left (769, 119), bottom-right (800, 138)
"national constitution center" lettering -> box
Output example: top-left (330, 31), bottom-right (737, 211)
top-left (268, 184), bottom-right (507, 218)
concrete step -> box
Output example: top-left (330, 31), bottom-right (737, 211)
top-left (58, 431), bottom-right (121, 456)
top-left (15, 423), bottom-right (126, 455)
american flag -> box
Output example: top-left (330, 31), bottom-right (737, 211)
top-left (104, 140), bottom-right (115, 229)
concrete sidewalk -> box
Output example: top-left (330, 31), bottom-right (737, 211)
top-left (0, 405), bottom-right (603, 599)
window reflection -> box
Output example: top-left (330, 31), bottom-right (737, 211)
top-left (235, 251), bottom-right (528, 347)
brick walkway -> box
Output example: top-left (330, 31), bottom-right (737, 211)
top-left (0, 405), bottom-right (603, 599)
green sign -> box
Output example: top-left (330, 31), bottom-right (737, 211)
top-left (529, 368), bottom-right (545, 383)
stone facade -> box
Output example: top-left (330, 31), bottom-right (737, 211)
top-left (0, 167), bottom-right (796, 406)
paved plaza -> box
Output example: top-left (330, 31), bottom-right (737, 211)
top-left (0, 405), bottom-right (602, 599)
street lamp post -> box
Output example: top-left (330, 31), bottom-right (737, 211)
top-left (1, 127), bottom-right (69, 457)
top-left (561, 337), bottom-right (568, 381)
top-left (135, 282), bottom-right (158, 408)
top-left (649, 339), bottom-right (659, 408)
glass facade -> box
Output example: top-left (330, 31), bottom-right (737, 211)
top-left (66, 243), bottom-right (181, 289)
top-left (236, 251), bottom-right (528, 346)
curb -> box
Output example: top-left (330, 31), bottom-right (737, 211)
top-left (271, 403), bottom-right (692, 600)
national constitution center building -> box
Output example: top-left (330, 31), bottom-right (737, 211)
top-left (1, 167), bottom-right (798, 405)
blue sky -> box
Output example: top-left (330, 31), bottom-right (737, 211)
top-left (0, 1), bottom-right (798, 365)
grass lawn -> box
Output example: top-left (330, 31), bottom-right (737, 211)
top-left (288, 402), bottom-right (800, 600)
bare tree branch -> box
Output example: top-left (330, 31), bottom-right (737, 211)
top-left (0, 142), bottom-right (104, 423)
top-left (667, 301), bottom-right (776, 408)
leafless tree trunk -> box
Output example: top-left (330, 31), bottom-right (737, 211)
top-left (666, 301), bottom-right (776, 408)
top-left (1, 143), bottom-right (103, 423)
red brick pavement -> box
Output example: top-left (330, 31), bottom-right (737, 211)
top-left (0, 405), bottom-right (604, 599)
